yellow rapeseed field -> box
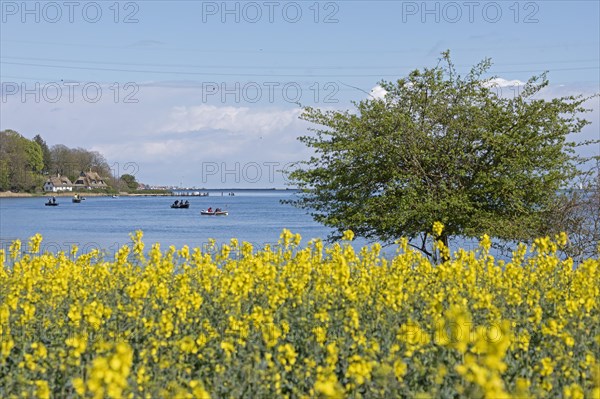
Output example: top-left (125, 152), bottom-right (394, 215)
top-left (0, 226), bottom-right (598, 398)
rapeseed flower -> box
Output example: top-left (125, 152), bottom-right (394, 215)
top-left (0, 231), bottom-right (597, 398)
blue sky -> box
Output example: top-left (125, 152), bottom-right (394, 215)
top-left (1, 0), bottom-right (598, 187)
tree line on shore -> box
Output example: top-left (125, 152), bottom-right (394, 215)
top-left (0, 129), bottom-right (138, 192)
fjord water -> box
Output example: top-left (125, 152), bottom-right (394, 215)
top-left (1, 189), bottom-right (484, 258)
top-left (0, 190), bottom-right (333, 255)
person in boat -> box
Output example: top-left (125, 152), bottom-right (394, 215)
top-left (185, 200), bottom-right (189, 205)
top-left (52, 196), bottom-right (56, 204)
top-left (174, 200), bottom-right (179, 206)
top-left (215, 207), bottom-right (221, 212)
top-left (207, 207), bottom-right (212, 213)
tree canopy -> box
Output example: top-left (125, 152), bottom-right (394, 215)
top-left (120, 173), bottom-right (139, 191)
top-left (0, 130), bottom-right (44, 191)
top-left (33, 134), bottom-right (52, 174)
top-left (287, 52), bottom-right (597, 256)
top-left (0, 129), bottom-right (114, 192)
top-left (49, 144), bottom-right (111, 182)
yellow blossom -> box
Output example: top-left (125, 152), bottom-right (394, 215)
top-left (432, 221), bottom-right (444, 237)
top-left (342, 230), bottom-right (355, 241)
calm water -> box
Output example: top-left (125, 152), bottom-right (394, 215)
top-left (0, 190), bottom-right (332, 254)
top-left (0, 190), bottom-right (486, 259)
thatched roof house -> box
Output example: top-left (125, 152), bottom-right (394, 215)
top-left (43, 174), bottom-right (73, 192)
top-left (73, 171), bottom-right (108, 189)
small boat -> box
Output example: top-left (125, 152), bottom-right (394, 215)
top-left (72, 195), bottom-right (83, 203)
top-left (200, 209), bottom-right (228, 216)
top-left (171, 202), bottom-right (190, 209)
top-left (45, 201), bottom-right (59, 206)
top-left (112, 195), bottom-right (119, 198)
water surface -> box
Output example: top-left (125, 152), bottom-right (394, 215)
top-left (1, 190), bottom-right (488, 259)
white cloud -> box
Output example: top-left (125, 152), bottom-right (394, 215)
top-left (370, 78), bottom-right (524, 96)
top-left (484, 77), bottom-right (526, 88)
top-left (369, 85), bottom-right (387, 100)
top-left (161, 105), bottom-right (302, 136)
top-left (141, 140), bottom-right (189, 157)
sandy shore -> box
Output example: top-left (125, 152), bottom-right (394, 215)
top-left (0, 191), bottom-right (35, 198)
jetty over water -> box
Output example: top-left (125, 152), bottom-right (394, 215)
top-left (171, 191), bottom-right (210, 197)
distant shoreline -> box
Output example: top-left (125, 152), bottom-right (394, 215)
top-left (0, 188), bottom-right (297, 198)
top-left (0, 192), bottom-right (118, 198)
top-left (0, 192), bottom-right (172, 198)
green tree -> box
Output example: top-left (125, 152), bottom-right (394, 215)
top-left (0, 159), bottom-right (9, 190)
top-left (0, 130), bottom-right (44, 191)
top-left (287, 52), bottom-right (597, 256)
top-left (33, 134), bottom-right (52, 173)
top-left (120, 173), bottom-right (139, 191)
top-left (25, 140), bottom-right (43, 173)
